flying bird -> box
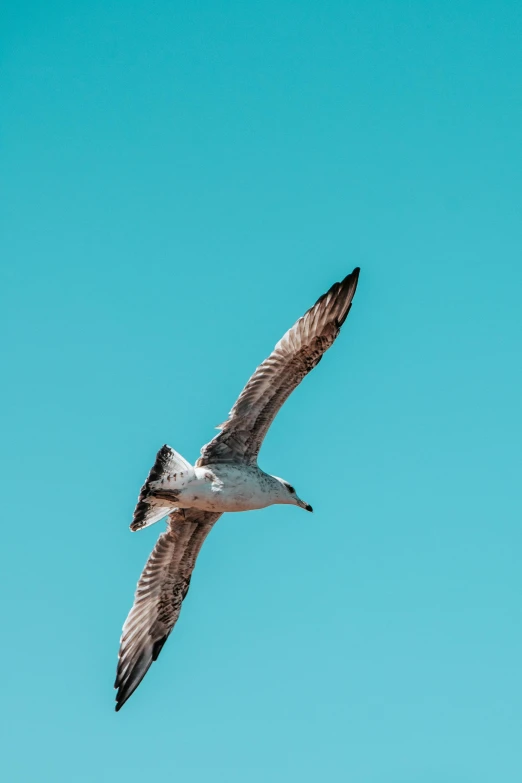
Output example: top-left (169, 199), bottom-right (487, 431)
top-left (115, 268), bottom-right (360, 710)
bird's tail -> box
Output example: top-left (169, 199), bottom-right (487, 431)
top-left (130, 445), bottom-right (193, 531)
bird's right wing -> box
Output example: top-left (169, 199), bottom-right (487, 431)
top-left (115, 508), bottom-right (221, 711)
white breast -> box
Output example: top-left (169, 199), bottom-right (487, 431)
top-left (179, 465), bottom-right (275, 512)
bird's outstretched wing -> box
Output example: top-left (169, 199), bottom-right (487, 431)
top-left (115, 508), bottom-right (221, 711)
top-left (197, 268), bottom-right (360, 467)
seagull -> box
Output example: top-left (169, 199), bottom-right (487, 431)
top-left (115, 267), bottom-right (360, 711)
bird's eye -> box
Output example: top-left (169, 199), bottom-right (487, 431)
top-left (286, 484), bottom-right (295, 494)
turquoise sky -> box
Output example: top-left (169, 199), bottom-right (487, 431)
top-left (2, 1), bottom-right (522, 780)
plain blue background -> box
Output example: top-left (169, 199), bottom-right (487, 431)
top-left (2, 1), bottom-right (521, 780)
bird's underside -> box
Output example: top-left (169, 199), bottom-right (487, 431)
top-left (115, 267), bottom-right (360, 710)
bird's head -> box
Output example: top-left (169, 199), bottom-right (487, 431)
top-left (273, 476), bottom-right (313, 512)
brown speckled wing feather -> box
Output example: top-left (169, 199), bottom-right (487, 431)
top-left (114, 508), bottom-right (221, 711)
top-left (197, 268), bottom-right (360, 467)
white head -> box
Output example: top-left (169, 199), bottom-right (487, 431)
top-left (272, 476), bottom-right (313, 512)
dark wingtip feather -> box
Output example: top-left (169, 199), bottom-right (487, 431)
top-left (114, 633), bottom-right (171, 712)
top-left (114, 651), bottom-right (152, 712)
top-left (333, 267), bottom-right (360, 327)
top-left (342, 266), bottom-right (360, 290)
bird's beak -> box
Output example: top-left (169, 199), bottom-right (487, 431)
top-left (296, 498), bottom-right (313, 512)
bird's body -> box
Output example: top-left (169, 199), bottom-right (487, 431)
top-left (115, 267), bottom-right (361, 711)
top-left (148, 461), bottom-right (307, 514)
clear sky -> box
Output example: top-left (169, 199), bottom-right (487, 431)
top-left (2, 1), bottom-right (522, 780)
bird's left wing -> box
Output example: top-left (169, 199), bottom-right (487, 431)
top-left (197, 268), bottom-right (360, 467)
top-left (115, 508), bottom-right (221, 711)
